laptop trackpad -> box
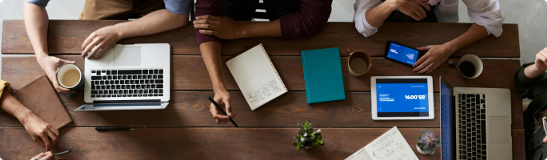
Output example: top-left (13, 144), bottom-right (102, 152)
top-left (488, 116), bottom-right (511, 144)
top-left (113, 46), bottom-right (141, 66)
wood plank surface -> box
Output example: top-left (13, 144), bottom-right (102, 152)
top-left (0, 91), bottom-right (524, 129)
top-left (0, 127), bottom-right (524, 160)
top-left (2, 20), bottom-right (520, 58)
top-left (2, 56), bottom-right (520, 92)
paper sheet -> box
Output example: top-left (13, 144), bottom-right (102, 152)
top-left (226, 44), bottom-right (287, 110)
top-left (346, 126), bottom-right (418, 160)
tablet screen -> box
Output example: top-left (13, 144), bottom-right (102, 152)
top-left (376, 78), bottom-right (429, 117)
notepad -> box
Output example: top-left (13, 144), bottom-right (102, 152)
top-left (345, 126), bottom-right (418, 160)
top-left (301, 47), bottom-right (345, 104)
top-left (14, 75), bottom-right (72, 129)
top-left (226, 44), bottom-right (288, 110)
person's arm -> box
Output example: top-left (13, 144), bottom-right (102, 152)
top-left (413, 0), bottom-right (503, 74)
top-left (82, 9), bottom-right (190, 59)
top-left (514, 48), bottom-right (547, 100)
top-left (24, 2), bottom-right (76, 94)
top-left (194, 0), bottom-right (332, 40)
top-left (0, 88), bottom-right (59, 151)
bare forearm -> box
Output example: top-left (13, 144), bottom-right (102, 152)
top-left (365, 1), bottom-right (396, 27)
top-left (524, 64), bottom-right (544, 79)
top-left (239, 20), bottom-right (282, 38)
top-left (0, 90), bottom-right (33, 125)
top-left (115, 9), bottom-right (189, 39)
top-left (23, 2), bottom-right (49, 59)
top-left (444, 23), bottom-right (489, 53)
top-left (199, 41), bottom-right (226, 91)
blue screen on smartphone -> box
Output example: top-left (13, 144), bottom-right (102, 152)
top-left (386, 42), bottom-right (420, 65)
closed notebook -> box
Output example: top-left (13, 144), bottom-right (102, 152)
top-left (14, 75), bottom-right (72, 129)
top-left (226, 43), bottom-right (288, 110)
top-left (301, 47), bottom-right (345, 104)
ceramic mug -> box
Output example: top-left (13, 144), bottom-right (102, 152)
top-left (56, 64), bottom-right (84, 98)
top-left (448, 54), bottom-right (483, 79)
top-left (347, 48), bottom-right (372, 76)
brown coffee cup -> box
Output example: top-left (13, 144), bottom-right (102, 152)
top-left (347, 48), bottom-right (372, 76)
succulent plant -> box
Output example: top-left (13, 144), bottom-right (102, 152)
top-left (417, 129), bottom-right (440, 154)
top-left (293, 121), bottom-right (324, 152)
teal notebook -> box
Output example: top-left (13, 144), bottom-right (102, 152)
top-left (301, 47), bottom-right (346, 104)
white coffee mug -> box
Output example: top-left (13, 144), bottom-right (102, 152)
top-left (448, 54), bottom-right (483, 79)
top-left (56, 64), bottom-right (84, 98)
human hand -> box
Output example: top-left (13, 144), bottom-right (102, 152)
top-left (413, 44), bottom-right (454, 74)
top-left (194, 15), bottom-right (243, 39)
top-left (209, 89), bottom-right (237, 124)
top-left (390, 0), bottom-right (430, 21)
top-left (36, 55), bottom-right (76, 94)
top-left (533, 47), bottom-right (547, 71)
top-left (30, 151), bottom-right (56, 160)
top-left (21, 113), bottom-right (59, 151)
top-left (81, 25), bottom-right (122, 59)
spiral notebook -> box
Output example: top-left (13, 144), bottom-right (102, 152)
top-left (226, 43), bottom-right (287, 110)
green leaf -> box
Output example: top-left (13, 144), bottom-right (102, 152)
top-left (417, 138), bottom-right (424, 143)
top-left (297, 146), bottom-right (301, 152)
top-left (319, 141), bottom-right (324, 145)
top-left (434, 140), bottom-right (441, 147)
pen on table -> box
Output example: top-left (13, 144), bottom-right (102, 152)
top-left (32, 150), bottom-right (71, 160)
top-left (208, 96), bottom-right (238, 127)
top-left (95, 127), bottom-right (135, 131)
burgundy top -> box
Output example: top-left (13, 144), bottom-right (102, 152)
top-left (194, 0), bottom-right (333, 46)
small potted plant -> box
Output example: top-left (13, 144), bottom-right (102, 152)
top-left (293, 121), bottom-right (324, 151)
top-left (416, 129), bottom-right (440, 155)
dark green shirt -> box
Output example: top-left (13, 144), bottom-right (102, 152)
top-left (515, 63), bottom-right (547, 160)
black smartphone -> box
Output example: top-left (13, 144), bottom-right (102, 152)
top-left (384, 41), bottom-right (425, 66)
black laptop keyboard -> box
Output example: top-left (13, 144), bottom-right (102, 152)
top-left (458, 94), bottom-right (487, 159)
top-left (90, 69), bottom-right (164, 98)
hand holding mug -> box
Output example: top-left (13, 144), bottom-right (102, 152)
top-left (37, 56), bottom-right (76, 94)
top-left (56, 64), bottom-right (84, 98)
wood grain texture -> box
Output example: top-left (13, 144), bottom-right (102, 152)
top-left (0, 127), bottom-right (495, 160)
top-left (0, 127), bottom-right (526, 160)
top-left (2, 56), bottom-right (520, 92)
top-left (0, 91), bottom-right (524, 130)
top-left (2, 20), bottom-right (520, 58)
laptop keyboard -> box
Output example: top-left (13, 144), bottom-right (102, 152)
top-left (458, 94), bottom-right (487, 160)
top-left (90, 69), bottom-right (164, 98)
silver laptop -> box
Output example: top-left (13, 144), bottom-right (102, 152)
top-left (440, 76), bottom-right (512, 160)
top-left (75, 43), bottom-right (170, 111)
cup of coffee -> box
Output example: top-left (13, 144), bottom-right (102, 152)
top-left (347, 48), bottom-right (372, 76)
top-left (56, 64), bottom-right (84, 98)
top-left (448, 54), bottom-right (483, 79)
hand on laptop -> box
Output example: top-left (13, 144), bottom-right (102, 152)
top-left (31, 151), bottom-right (56, 160)
top-left (209, 90), bottom-right (237, 124)
top-left (413, 44), bottom-right (453, 74)
top-left (81, 26), bottom-right (122, 59)
top-left (37, 56), bottom-right (76, 94)
top-left (195, 15), bottom-right (243, 40)
top-left (21, 112), bottom-right (59, 151)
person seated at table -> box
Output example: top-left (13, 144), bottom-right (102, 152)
top-left (193, 0), bottom-right (333, 124)
top-left (23, 0), bottom-right (192, 94)
top-left (514, 47), bottom-right (547, 160)
top-left (354, 0), bottom-right (504, 74)
top-left (0, 80), bottom-right (59, 151)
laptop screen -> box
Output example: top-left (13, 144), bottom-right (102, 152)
top-left (441, 79), bottom-right (453, 160)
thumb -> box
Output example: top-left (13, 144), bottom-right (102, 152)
top-left (417, 46), bottom-right (431, 51)
top-left (61, 59), bottom-right (76, 64)
top-left (224, 99), bottom-right (232, 114)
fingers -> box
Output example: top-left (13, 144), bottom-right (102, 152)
top-left (40, 133), bottom-right (52, 151)
top-left (196, 15), bottom-right (219, 21)
top-left (33, 135), bottom-right (46, 147)
top-left (31, 152), bottom-right (47, 159)
top-left (193, 24), bottom-right (216, 30)
top-left (81, 32), bottom-right (96, 56)
top-left (47, 130), bottom-right (58, 147)
top-left (42, 151), bottom-right (54, 160)
top-left (419, 2), bottom-right (431, 11)
top-left (417, 45), bottom-right (432, 51)
top-left (415, 5), bottom-right (426, 20)
top-left (414, 57), bottom-right (432, 72)
top-left (213, 114), bottom-right (230, 124)
top-left (193, 19), bottom-right (219, 25)
top-left (60, 59), bottom-right (76, 64)
top-left (413, 54), bottom-right (429, 67)
top-left (49, 76), bottom-right (71, 93)
top-left (198, 30), bottom-right (218, 36)
top-left (420, 62), bottom-right (436, 74)
top-left (82, 39), bottom-right (100, 59)
top-left (48, 125), bottom-right (59, 137)
top-left (543, 136), bottom-right (547, 143)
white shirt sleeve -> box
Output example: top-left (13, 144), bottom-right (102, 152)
top-left (462, 0), bottom-right (505, 37)
top-left (354, 0), bottom-right (383, 37)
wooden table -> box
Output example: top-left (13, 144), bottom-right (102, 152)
top-left (1, 20), bottom-right (524, 159)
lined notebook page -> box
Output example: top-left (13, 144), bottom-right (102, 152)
top-left (226, 44), bottom-right (287, 110)
top-left (346, 126), bottom-right (418, 160)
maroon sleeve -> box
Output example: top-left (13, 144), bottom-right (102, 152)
top-left (279, 0), bottom-right (333, 40)
top-left (194, 0), bottom-right (224, 46)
